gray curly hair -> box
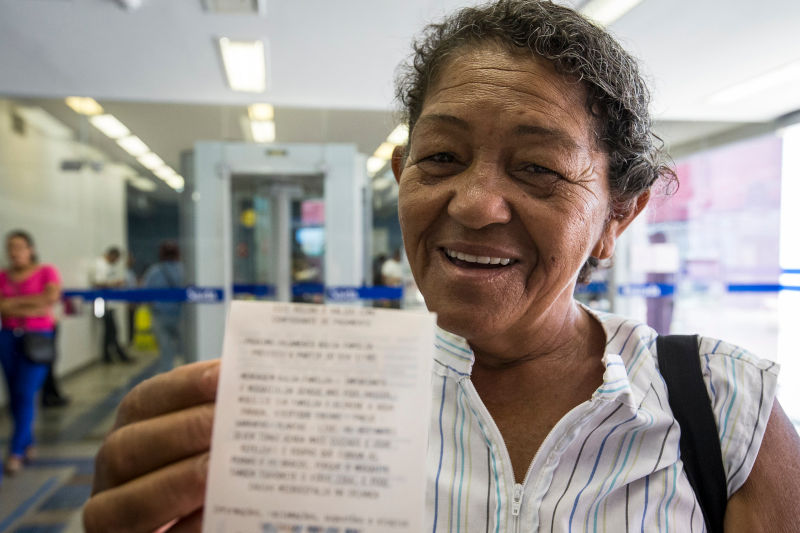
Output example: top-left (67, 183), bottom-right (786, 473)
top-left (395, 0), bottom-right (676, 283)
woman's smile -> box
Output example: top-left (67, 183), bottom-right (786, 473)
top-left (443, 248), bottom-right (515, 267)
top-left (433, 243), bottom-right (527, 285)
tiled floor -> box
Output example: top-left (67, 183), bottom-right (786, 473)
top-left (0, 352), bottom-right (161, 533)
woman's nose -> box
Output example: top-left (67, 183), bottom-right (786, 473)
top-left (446, 164), bottom-right (512, 229)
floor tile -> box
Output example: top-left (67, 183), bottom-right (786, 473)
top-left (0, 351), bottom-right (160, 532)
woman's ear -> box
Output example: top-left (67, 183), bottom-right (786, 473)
top-left (391, 145), bottom-right (405, 184)
top-left (591, 191), bottom-right (651, 260)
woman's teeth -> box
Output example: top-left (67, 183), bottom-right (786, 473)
top-left (445, 248), bottom-right (513, 266)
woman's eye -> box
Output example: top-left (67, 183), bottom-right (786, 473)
top-left (415, 152), bottom-right (464, 177)
top-left (521, 163), bottom-right (560, 177)
top-left (513, 163), bottom-right (564, 195)
top-left (422, 152), bottom-right (457, 164)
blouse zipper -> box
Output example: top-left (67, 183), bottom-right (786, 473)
top-left (512, 482), bottom-right (524, 515)
top-left (512, 482), bottom-right (524, 531)
top-left (462, 372), bottom-right (605, 531)
top-left (512, 457), bottom-right (537, 520)
top-left (462, 377), bottom-right (536, 532)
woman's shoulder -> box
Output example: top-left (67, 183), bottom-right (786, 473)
top-left (694, 335), bottom-right (780, 496)
top-left (696, 336), bottom-right (777, 372)
top-left (36, 263), bottom-right (61, 280)
top-left (587, 306), bottom-right (780, 495)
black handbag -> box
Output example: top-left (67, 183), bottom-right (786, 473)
top-left (21, 332), bottom-right (56, 364)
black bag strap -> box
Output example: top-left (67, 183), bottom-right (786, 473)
top-left (657, 334), bottom-right (727, 533)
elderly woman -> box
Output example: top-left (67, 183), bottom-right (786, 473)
top-left (83, 1), bottom-right (800, 531)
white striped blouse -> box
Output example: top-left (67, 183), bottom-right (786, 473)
top-left (425, 305), bottom-right (779, 532)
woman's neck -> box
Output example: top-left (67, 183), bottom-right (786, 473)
top-left (469, 302), bottom-right (607, 406)
top-left (9, 263), bottom-right (36, 276)
top-left (469, 298), bottom-right (602, 367)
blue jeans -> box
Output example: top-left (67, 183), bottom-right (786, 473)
top-left (0, 329), bottom-right (50, 457)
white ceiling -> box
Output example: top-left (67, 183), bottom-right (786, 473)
top-left (2, 0), bottom-right (799, 123)
top-left (23, 97), bottom-right (398, 170)
top-left (0, 0), bottom-right (483, 109)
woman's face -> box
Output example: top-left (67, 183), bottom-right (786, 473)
top-left (394, 46), bottom-right (634, 346)
top-left (7, 236), bottom-right (34, 269)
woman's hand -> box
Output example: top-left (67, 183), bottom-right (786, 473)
top-left (83, 359), bottom-right (220, 533)
top-left (0, 293), bottom-right (56, 316)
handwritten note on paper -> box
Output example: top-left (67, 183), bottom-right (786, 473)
top-left (203, 301), bottom-right (435, 533)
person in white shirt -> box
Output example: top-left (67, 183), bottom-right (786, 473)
top-left (380, 249), bottom-right (405, 309)
top-left (91, 247), bottom-right (132, 364)
top-left (380, 249), bottom-right (404, 285)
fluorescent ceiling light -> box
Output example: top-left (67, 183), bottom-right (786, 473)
top-left (130, 176), bottom-right (157, 192)
top-left (387, 124), bottom-right (409, 145)
top-left (250, 120), bottom-right (276, 143)
top-left (90, 114), bottom-right (130, 139)
top-left (204, 0), bottom-right (266, 15)
top-left (153, 165), bottom-right (178, 180)
top-left (117, 0), bottom-right (143, 11)
top-left (137, 152), bottom-right (165, 170)
top-left (219, 38), bottom-right (266, 92)
top-left (248, 103), bottom-right (274, 121)
top-left (581, 0), bottom-right (643, 26)
top-left (708, 60), bottom-right (800, 105)
top-left (373, 142), bottom-right (396, 160)
top-left (116, 135), bottom-right (150, 157)
top-left (166, 175), bottom-right (185, 191)
top-left (65, 96), bottom-right (104, 116)
top-left (367, 156), bottom-right (387, 176)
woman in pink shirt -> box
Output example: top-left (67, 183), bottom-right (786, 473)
top-left (0, 230), bottom-right (61, 476)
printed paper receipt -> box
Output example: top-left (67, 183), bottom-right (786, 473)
top-left (203, 302), bottom-right (435, 533)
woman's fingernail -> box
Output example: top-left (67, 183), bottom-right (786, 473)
top-left (201, 363), bottom-right (220, 394)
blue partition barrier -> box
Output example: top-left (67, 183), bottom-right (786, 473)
top-left (62, 281), bottom-right (799, 305)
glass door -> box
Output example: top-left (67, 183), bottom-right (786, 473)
top-left (230, 174), bottom-right (325, 302)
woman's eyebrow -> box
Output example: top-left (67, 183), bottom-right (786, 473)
top-left (514, 124), bottom-right (581, 151)
top-left (415, 113), bottom-right (470, 131)
top-left (416, 114), bottom-right (582, 151)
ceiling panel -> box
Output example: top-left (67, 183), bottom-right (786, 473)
top-left (0, 0), bottom-right (798, 123)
